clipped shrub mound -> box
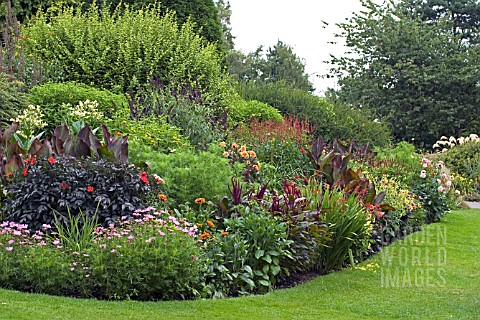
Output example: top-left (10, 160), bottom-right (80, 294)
top-left (228, 99), bottom-right (283, 125)
top-left (28, 82), bottom-right (127, 133)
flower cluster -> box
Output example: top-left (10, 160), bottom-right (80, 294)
top-left (220, 142), bottom-right (261, 180)
top-left (10, 104), bottom-right (47, 139)
top-left (65, 100), bottom-right (104, 124)
top-left (433, 133), bottom-right (479, 152)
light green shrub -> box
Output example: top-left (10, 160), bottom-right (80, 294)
top-left (0, 73), bottom-right (28, 126)
top-left (228, 99), bottom-right (282, 125)
top-left (129, 145), bottom-right (233, 206)
top-left (23, 4), bottom-right (235, 107)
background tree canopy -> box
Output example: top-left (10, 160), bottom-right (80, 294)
top-left (329, 0), bottom-right (480, 147)
top-left (227, 40), bottom-right (314, 92)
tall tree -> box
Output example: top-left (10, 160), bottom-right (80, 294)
top-left (403, 0), bottom-right (480, 43)
top-left (228, 40), bottom-right (314, 92)
top-left (214, 0), bottom-right (234, 50)
top-left (329, 0), bottom-right (480, 147)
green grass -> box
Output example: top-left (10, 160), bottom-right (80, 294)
top-left (1, 209), bottom-right (478, 319)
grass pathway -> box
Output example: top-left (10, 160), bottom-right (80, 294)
top-left (1, 209), bottom-right (478, 320)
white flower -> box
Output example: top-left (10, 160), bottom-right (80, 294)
top-left (455, 190), bottom-right (461, 195)
top-left (445, 181), bottom-right (452, 187)
top-left (420, 170), bottom-right (427, 179)
top-left (438, 186), bottom-right (445, 193)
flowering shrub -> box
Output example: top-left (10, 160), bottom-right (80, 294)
top-left (227, 99), bottom-right (283, 125)
top-left (412, 158), bottom-right (456, 223)
top-left (0, 209), bottom-right (202, 300)
top-left (0, 157), bottom-right (162, 231)
top-left (371, 178), bottom-right (424, 247)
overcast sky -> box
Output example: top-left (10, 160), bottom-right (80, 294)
top-left (228, 0), bottom-right (369, 95)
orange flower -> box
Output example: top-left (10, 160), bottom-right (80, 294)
top-left (253, 163), bottom-right (261, 171)
top-left (239, 145), bottom-right (246, 152)
top-left (240, 151), bottom-right (249, 158)
top-left (223, 151), bottom-right (229, 157)
top-left (87, 185), bottom-right (94, 192)
top-left (158, 194), bottom-right (167, 201)
top-left (197, 223), bottom-right (203, 227)
top-left (221, 231), bottom-right (229, 236)
top-left (231, 143), bottom-right (238, 149)
top-left (219, 141), bottom-right (226, 147)
top-left (200, 232), bottom-right (211, 240)
top-left (195, 198), bottom-right (206, 204)
top-left (207, 220), bottom-right (215, 228)
top-left (248, 150), bottom-right (256, 158)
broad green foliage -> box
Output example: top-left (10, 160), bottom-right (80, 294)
top-left (28, 82), bottom-right (127, 133)
top-left (228, 99), bottom-right (282, 125)
top-left (329, 0), bottom-right (480, 147)
top-left (129, 145), bottom-right (233, 207)
top-left (23, 4), bottom-right (233, 105)
top-left (0, 73), bottom-right (27, 126)
top-left (237, 81), bottom-right (392, 146)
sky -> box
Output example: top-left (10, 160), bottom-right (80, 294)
top-left (228, 0), bottom-right (369, 95)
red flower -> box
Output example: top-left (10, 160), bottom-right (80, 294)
top-left (31, 157), bottom-right (37, 165)
top-left (87, 185), bottom-right (94, 192)
top-left (23, 168), bottom-right (28, 177)
top-left (61, 183), bottom-right (69, 189)
top-left (24, 158), bottom-right (31, 165)
top-left (301, 148), bottom-right (306, 153)
top-left (6, 172), bottom-right (13, 178)
top-left (48, 157), bottom-right (56, 164)
top-left (139, 172), bottom-right (149, 184)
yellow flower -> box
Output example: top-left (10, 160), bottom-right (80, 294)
top-left (223, 151), bottom-right (229, 157)
top-left (219, 141), bottom-right (226, 147)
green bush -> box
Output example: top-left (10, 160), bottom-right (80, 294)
top-left (1, 157), bottom-right (161, 231)
top-left (28, 82), bottom-right (127, 132)
top-left (236, 81), bottom-right (392, 146)
top-left (0, 73), bottom-right (28, 126)
top-left (0, 210), bottom-right (202, 300)
top-left (438, 141), bottom-right (480, 190)
top-left (105, 108), bottom-right (190, 153)
top-left (228, 99), bottom-right (282, 125)
top-left (129, 145), bottom-right (233, 207)
top-left (23, 5), bottom-right (234, 106)
top-left (201, 205), bottom-right (292, 297)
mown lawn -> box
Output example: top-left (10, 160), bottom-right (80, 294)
top-left (1, 209), bottom-right (478, 320)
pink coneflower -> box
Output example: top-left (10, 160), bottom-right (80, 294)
top-left (6, 247), bottom-right (13, 251)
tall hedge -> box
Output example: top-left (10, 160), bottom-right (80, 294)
top-left (22, 4), bottom-right (234, 107)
